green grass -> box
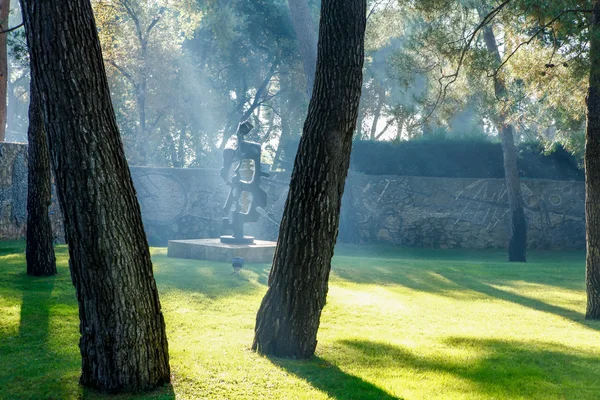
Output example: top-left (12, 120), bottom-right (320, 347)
top-left (1, 241), bottom-right (599, 399)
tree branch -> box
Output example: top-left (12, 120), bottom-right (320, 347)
top-left (375, 119), bottom-right (394, 140)
top-left (118, 0), bottom-right (144, 46)
top-left (0, 22), bottom-right (23, 34)
top-left (490, 9), bottom-right (593, 78)
top-left (366, 0), bottom-right (392, 22)
top-left (107, 60), bottom-right (138, 89)
top-left (422, 0), bottom-right (513, 125)
top-left (146, 7), bottom-right (166, 36)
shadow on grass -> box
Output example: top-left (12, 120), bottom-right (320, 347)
top-left (151, 252), bottom-right (272, 299)
top-left (340, 338), bottom-right (600, 399)
top-left (0, 245), bottom-right (176, 400)
top-left (81, 385), bottom-right (176, 400)
top-left (0, 240), bottom-right (26, 256)
top-left (0, 272), bottom-right (80, 399)
top-left (270, 355), bottom-right (402, 400)
top-left (439, 273), bottom-right (600, 331)
top-left (332, 245), bottom-right (585, 292)
top-left (331, 247), bottom-right (598, 330)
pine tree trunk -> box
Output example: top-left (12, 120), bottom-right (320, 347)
top-left (0, 0), bottom-right (9, 142)
top-left (273, 70), bottom-right (292, 170)
top-left (288, 0), bottom-right (318, 96)
top-left (26, 76), bottom-right (56, 276)
top-left (586, 0), bottom-right (600, 320)
top-left (20, 0), bottom-right (171, 391)
top-left (499, 124), bottom-right (527, 261)
top-left (481, 23), bottom-right (527, 262)
top-left (253, 0), bottom-right (366, 358)
top-left (369, 84), bottom-right (384, 141)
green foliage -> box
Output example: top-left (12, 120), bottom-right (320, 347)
top-left (7, 0), bottom-right (588, 165)
top-left (363, 0), bottom-right (589, 150)
top-left (2, 242), bottom-right (600, 399)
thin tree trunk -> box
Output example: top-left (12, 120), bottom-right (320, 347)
top-left (26, 75), bottom-right (56, 276)
top-left (481, 22), bottom-right (527, 262)
top-left (6, 74), bottom-right (22, 138)
top-left (177, 125), bottom-right (187, 167)
top-left (355, 106), bottom-right (364, 139)
top-left (499, 123), bottom-right (527, 261)
top-left (288, 0), bottom-right (318, 96)
top-left (253, 0), bottom-right (366, 358)
top-left (396, 118), bottom-right (404, 140)
top-left (20, 0), bottom-right (171, 391)
top-left (137, 88), bottom-right (147, 163)
top-left (167, 132), bottom-right (181, 168)
top-left (0, 0), bottom-right (9, 142)
top-left (369, 84), bottom-right (385, 140)
top-left (586, 0), bottom-right (600, 319)
top-left (273, 72), bottom-right (291, 170)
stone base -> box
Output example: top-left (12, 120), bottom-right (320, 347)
top-left (167, 238), bottom-right (277, 263)
top-left (220, 235), bottom-right (255, 244)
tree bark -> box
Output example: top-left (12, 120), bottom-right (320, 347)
top-left (253, 0), bottom-right (366, 358)
top-left (586, 0), bottom-right (600, 319)
top-left (20, 0), bottom-right (171, 391)
top-left (0, 0), bottom-right (9, 142)
top-left (26, 75), bottom-right (56, 277)
top-left (481, 22), bottom-right (527, 262)
top-left (288, 0), bottom-right (318, 96)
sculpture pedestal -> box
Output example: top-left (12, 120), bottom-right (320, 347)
top-left (219, 235), bottom-right (255, 244)
top-left (167, 238), bottom-right (276, 263)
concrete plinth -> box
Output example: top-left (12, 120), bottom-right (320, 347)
top-left (167, 238), bottom-right (276, 263)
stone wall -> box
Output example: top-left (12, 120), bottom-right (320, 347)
top-left (0, 143), bottom-right (586, 249)
top-left (0, 143), bottom-right (27, 240)
top-left (0, 143), bottom-right (64, 242)
top-left (127, 168), bottom-right (586, 249)
top-left (342, 175), bottom-right (585, 249)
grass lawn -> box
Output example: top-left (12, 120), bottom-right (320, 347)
top-left (1, 241), bottom-right (600, 399)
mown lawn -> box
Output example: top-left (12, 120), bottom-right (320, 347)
top-left (1, 241), bottom-right (599, 399)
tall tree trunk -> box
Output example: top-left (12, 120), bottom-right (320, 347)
top-left (26, 76), bottom-right (56, 276)
top-left (252, 0), bottom-right (366, 358)
top-left (396, 118), bottom-right (404, 140)
top-left (138, 41), bottom-right (149, 165)
top-left (288, 0), bottom-right (318, 96)
top-left (369, 84), bottom-right (385, 141)
top-left (273, 71), bottom-right (292, 170)
top-left (355, 105), bottom-right (364, 140)
top-left (20, 0), bottom-right (171, 392)
top-left (481, 22), bottom-right (527, 262)
top-left (0, 0), bottom-right (9, 142)
top-left (137, 89), bottom-right (147, 164)
top-left (6, 73), bottom-right (19, 138)
top-left (586, 0), bottom-right (600, 319)
top-left (177, 125), bottom-right (187, 167)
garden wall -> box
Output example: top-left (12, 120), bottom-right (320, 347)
top-left (0, 143), bottom-right (586, 249)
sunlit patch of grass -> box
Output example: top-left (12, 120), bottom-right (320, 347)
top-left (1, 241), bottom-right (600, 399)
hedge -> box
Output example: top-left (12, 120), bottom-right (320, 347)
top-left (279, 138), bottom-right (584, 181)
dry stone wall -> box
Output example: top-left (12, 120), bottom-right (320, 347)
top-left (0, 143), bottom-right (27, 240)
top-left (343, 175), bottom-right (585, 249)
top-left (0, 143), bottom-right (586, 249)
top-left (0, 143), bottom-right (64, 242)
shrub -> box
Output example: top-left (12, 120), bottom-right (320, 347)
top-left (279, 138), bottom-right (584, 180)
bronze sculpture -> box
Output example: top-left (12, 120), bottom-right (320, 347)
top-left (220, 121), bottom-right (269, 244)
